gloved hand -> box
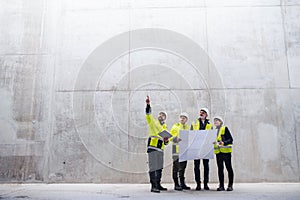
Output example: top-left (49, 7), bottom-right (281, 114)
top-left (146, 95), bottom-right (150, 104)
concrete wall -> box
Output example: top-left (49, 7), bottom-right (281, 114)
top-left (0, 0), bottom-right (299, 183)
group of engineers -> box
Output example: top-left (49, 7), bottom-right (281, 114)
top-left (145, 96), bottom-right (234, 193)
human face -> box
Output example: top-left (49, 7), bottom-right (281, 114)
top-left (158, 112), bottom-right (166, 122)
top-left (180, 116), bottom-right (188, 125)
top-left (199, 110), bottom-right (207, 120)
top-left (214, 119), bottom-right (222, 127)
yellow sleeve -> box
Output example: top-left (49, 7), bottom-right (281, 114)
top-left (169, 124), bottom-right (179, 142)
top-left (170, 124), bottom-right (179, 137)
top-left (145, 113), bottom-right (154, 124)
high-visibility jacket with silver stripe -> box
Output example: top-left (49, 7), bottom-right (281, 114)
top-left (214, 126), bottom-right (232, 154)
top-left (170, 123), bottom-right (189, 158)
top-left (146, 113), bottom-right (168, 151)
top-left (191, 119), bottom-right (213, 130)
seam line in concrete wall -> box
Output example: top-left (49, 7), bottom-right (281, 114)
top-left (127, 6), bottom-right (132, 155)
top-left (39, 0), bottom-right (47, 49)
top-left (294, 129), bottom-right (300, 181)
top-left (63, 4), bottom-right (300, 12)
top-left (280, 1), bottom-right (292, 89)
top-left (0, 54), bottom-right (51, 56)
top-left (55, 87), bottom-right (298, 93)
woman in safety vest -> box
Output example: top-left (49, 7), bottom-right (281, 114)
top-left (213, 116), bottom-right (234, 191)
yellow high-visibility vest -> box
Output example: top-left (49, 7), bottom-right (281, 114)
top-left (170, 123), bottom-right (189, 156)
top-left (214, 126), bottom-right (232, 154)
top-left (191, 120), bottom-right (213, 130)
top-left (146, 114), bottom-right (168, 151)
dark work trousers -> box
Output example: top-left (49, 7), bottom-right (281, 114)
top-left (172, 158), bottom-right (187, 184)
top-left (194, 159), bottom-right (209, 184)
top-left (216, 153), bottom-right (234, 187)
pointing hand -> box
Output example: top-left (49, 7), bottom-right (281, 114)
top-left (146, 95), bottom-right (150, 104)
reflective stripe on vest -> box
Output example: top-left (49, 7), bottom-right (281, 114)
top-left (147, 136), bottom-right (164, 151)
top-left (191, 120), bottom-right (212, 130)
top-left (214, 126), bottom-right (232, 154)
top-left (171, 123), bottom-right (189, 156)
top-left (146, 114), bottom-right (168, 151)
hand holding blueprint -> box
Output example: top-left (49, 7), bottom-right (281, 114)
top-left (179, 130), bottom-right (217, 162)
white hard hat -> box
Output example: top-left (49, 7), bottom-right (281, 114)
top-left (200, 108), bottom-right (209, 118)
top-left (214, 116), bottom-right (224, 124)
top-left (159, 111), bottom-right (167, 118)
top-left (180, 112), bottom-right (189, 119)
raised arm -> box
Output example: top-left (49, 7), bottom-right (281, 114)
top-left (145, 95), bottom-right (151, 114)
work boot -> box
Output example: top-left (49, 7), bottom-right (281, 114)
top-left (151, 183), bottom-right (160, 193)
top-left (156, 169), bottom-right (166, 191)
top-left (181, 183), bottom-right (191, 190)
top-left (174, 184), bottom-right (183, 191)
top-left (173, 178), bottom-right (183, 191)
top-left (150, 177), bottom-right (160, 193)
top-left (217, 186), bottom-right (225, 191)
top-left (204, 183), bottom-right (210, 190)
top-left (151, 187), bottom-right (160, 193)
top-left (158, 184), bottom-right (168, 191)
top-left (227, 186), bottom-right (233, 191)
top-left (180, 178), bottom-right (191, 190)
top-left (195, 182), bottom-right (201, 191)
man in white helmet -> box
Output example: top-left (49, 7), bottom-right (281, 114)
top-left (170, 112), bottom-right (190, 191)
top-left (191, 108), bottom-right (213, 190)
top-left (145, 96), bottom-right (169, 193)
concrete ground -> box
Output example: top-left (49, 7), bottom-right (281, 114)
top-left (0, 183), bottom-right (299, 200)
